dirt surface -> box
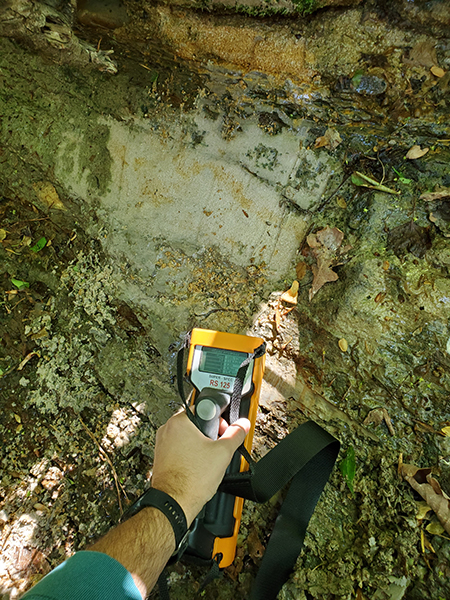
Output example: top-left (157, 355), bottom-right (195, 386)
top-left (1, 2), bottom-right (450, 600)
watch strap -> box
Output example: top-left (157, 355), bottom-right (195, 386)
top-left (123, 487), bottom-right (188, 552)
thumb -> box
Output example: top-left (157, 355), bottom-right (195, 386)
top-left (218, 418), bottom-right (251, 451)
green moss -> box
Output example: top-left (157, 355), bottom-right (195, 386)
top-left (292, 0), bottom-right (317, 15)
top-left (234, 3), bottom-right (292, 17)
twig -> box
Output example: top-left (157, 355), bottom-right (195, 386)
top-left (78, 417), bottom-right (128, 515)
top-left (377, 155), bottom-right (386, 185)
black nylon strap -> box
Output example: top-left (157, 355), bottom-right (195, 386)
top-left (229, 342), bottom-right (265, 424)
top-left (157, 569), bottom-right (170, 600)
top-left (176, 331), bottom-right (202, 430)
top-left (219, 421), bottom-right (339, 600)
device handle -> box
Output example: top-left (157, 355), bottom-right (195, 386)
top-left (194, 389), bottom-right (230, 440)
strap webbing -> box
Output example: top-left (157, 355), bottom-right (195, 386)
top-left (157, 569), bottom-right (170, 600)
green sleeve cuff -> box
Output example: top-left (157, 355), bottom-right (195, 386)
top-left (21, 551), bottom-right (142, 600)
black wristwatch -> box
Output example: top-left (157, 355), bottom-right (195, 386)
top-left (122, 487), bottom-right (189, 560)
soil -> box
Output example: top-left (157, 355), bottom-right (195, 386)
top-left (1, 2), bottom-right (450, 600)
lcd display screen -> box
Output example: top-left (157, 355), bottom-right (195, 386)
top-left (199, 347), bottom-right (247, 377)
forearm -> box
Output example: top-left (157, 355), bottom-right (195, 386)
top-left (89, 413), bottom-right (249, 599)
top-left (89, 507), bottom-right (175, 599)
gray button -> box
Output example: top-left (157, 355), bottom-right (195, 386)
top-left (196, 398), bottom-right (217, 421)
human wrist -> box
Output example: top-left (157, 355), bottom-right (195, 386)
top-left (150, 481), bottom-right (199, 527)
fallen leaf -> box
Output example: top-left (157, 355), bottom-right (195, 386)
top-left (30, 237), bottom-right (47, 253)
top-left (400, 463), bottom-right (450, 534)
top-left (314, 127), bottom-right (342, 151)
top-left (295, 261), bottom-right (307, 281)
top-left (355, 588), bottom-right (365, 600)
top-left (307, 227), bottom-right (346, 300)
top-left (416, 500), bottom-right (432, 520)
top-left (382, 260), bottom-right (390, 271)
top-left (426, 520), bottom-right (445, 535)
top-left (247, 526), bottom-right (265, 561)
top-left (420, 188), bottom-right (450, 202)
top-left (275, 305), bottom-right (282, 332)
top-left (387, 221), bottom-right (432, 259)
top-left (338, 338), bottom-right (348, 352)
top-left (0, 228), bottom-right (7, 241)
top-left (33, 181), bottom-right (66, 210)
top-left (407, 41), bottom-right (438, 68)
top-left (11, 279), bottom-right (30, 290)
top-left (281, 280), bottom-right (299, 304)
top-left (431, 66), bottom-right (445, 78)
top-left (363, 407), bottom-right (395, 435)
top-left (442, 426), bottom-right (450, 436)
top-left (406, 145), bottom-right (429, 160)
top-left (310, 255), bottom-right (339, 301)
top-left (315, 227), bottom-right (344, 252)
top-left (336, 196), bottom-right (347, 209)
top-left (340, 445), bottom-right (356, 497)
top-left (421, 529), bottom-right (436, 553)
top-left (17, 351), bottom-right (39, 371)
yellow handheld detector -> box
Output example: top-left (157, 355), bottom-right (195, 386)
top-left (183, 328), bottom-right (266, 568)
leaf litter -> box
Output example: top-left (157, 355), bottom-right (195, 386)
top-left (314, 127), bottom-right (342, 151)
top-left (306, 226), bottom-right (350, 301)
top-left (400, 463), bottom-right (450, 535)
top-left (406, 145), bottom-right (429, 160)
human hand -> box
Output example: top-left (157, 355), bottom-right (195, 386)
top-left (151, 411), bottom-right (250, 525)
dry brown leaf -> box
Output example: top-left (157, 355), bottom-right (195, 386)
top-left (431, 66), bottom-right (445, 78)
top-left (315, 227), bottom-right (345, 251)
top-left (281, 280), bottom-right (299, 304)
top-left (17, 351), bottom-right (39, 371)
top-left (338, 338), bottom-right (348, 352)
top-left (247, 527), bottom-right (265, 561)
top-left (355, 588), bottom-right (366, 600)
top-left (307, 227), bottom-right (345, 301)
top-left (420, 188), bottom-right (450, 202)
top-left (309, 257), bottom-right (338, 301)
top-left (406, 145), bottom-right (429, 160)
top-left (314, 128), bottom-right (342, 151)
top-left (295, 261), bottom-right (307, 281)
top-left (306, 232), bottom-right (321, 249)
top-left (33, 181), bottom-right (66, 210)
top-left (421, 530), bottom-right (436, 553)
top-left (363, 407), bottom-right (395, 435)
top-left (400, 463), bottom-right (450, 534)
top-left (336, 196), bottom-right (347, 209)
top-left (407, 41), bottom-right (438, 68)
top-left (275, 305), bottom-right (282, 332)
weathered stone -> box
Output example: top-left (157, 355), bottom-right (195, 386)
top-left (0, 0), bottom-right (117, 73)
